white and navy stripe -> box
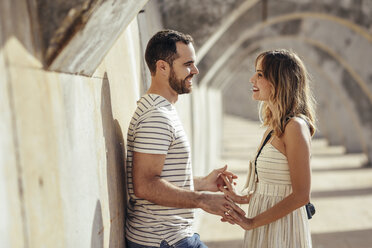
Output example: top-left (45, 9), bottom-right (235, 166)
top-left (125, 94), bottom-right (194, 246)
top-left (256, 143), bottom-right (291, 185)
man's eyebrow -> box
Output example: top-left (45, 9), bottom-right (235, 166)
top-left (184, 60), bottom-right (195, 65)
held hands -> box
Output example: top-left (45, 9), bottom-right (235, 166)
top-left (202, 165), bottom-right (238, 192)
top-left (198, 165), bottom-right (244, 218)
top-left (218, 174), bottom-right (251, 204)
top-left (200, 165), bottom-right (255, 230)
top-left (218, 174), bottom-right (255, 230)
top-left (198, 192), bottom-right (246, 219)
top-left (220, 199), bottom-right (255, 230)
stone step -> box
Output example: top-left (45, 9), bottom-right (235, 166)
top-left (197, 115), bottom-right (372, 248)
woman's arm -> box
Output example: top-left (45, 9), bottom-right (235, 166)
top-left (224, 118), bottom-right (312, 230)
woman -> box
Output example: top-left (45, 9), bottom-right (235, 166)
top-left (219, 49), bottom-right (316, 248)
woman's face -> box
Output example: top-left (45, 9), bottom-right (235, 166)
top-left (250, 58), bottom-right (273, 101)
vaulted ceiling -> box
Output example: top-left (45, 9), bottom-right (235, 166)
top-left (157, 0), bottom-right (372, 158)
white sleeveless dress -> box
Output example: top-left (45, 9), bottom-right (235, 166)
top-left (243, 141), bottom-right (312, 248)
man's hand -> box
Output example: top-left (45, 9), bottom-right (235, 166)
top-left (195, 165), bottom-right (237, 192)
top-left (198, 192), bottom-right (246, 218)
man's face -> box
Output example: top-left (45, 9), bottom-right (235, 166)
top-left (168, 42), bottom-right (199, 94)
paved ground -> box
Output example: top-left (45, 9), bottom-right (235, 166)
top-left (195, 115), bottom-right (372, 248)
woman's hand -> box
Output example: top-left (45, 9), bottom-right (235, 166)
top-left (220, 202), bottom-right (255, 230)
top-left (218, 174), bottom-right (251, 204)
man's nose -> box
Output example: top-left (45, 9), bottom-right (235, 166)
top-left (192, 64), bottom-right (199, 75)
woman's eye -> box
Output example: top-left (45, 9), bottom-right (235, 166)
top-left (258, 73), bottom-right (262, 77)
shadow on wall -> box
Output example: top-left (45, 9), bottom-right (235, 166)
top-left (101, 73), bottom-right (127, 247)
top-left (0, 0), bottom-right (41, 59)
top-left (91, 200), bottom-right (104, 248)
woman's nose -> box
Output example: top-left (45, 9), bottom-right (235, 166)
top-left (250, 75), bottom-right (255, 84)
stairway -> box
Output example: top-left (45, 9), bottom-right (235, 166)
top-left (196, 115), bottom-right (372, 248)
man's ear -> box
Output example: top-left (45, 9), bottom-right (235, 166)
top-left (155, 60), bottom-right (170, 75)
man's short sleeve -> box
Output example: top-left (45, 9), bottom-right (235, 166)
top-left (132, 111), bottom-right (174, 154)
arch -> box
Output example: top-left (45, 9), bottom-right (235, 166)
top-left (196, 0), bottom-right (261, 61)
top-left (199, 13), bottom-right (372, 103)
top-left (197, 10), bottom-right (372, 65)
top-left (217, 36), bottom-right (368, 155)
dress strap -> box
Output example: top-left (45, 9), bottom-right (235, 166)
top-left (254, 130), bottom-right (273, 175)
top-left (243, 130), bottom-right (274, 194)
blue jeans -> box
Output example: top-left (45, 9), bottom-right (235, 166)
top-left (126, 233), bottom-right (207, 248)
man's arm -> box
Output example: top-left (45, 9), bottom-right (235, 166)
top-left (132, 152), bottom-right (242, 217)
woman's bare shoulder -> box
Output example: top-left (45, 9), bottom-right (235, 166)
top-left (283, 117), bottom-right (310, 142)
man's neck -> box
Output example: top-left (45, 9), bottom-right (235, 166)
top-left (147, 79), bottom-right (178, 104)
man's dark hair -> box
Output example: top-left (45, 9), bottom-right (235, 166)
top-left (145, 29), bottom-right (194, 75)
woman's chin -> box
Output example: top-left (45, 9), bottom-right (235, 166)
top-left (252, 93), bottom-right (260, 101)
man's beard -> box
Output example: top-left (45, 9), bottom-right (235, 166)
top-left (169, 67), bottom-right (192, 95)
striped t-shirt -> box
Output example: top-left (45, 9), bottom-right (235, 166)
top-left (125, 94), bottom-right (194, 246)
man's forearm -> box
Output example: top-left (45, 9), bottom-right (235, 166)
top-left (136, 176), bottom-right (203, 208)
top-left (135, 176), bottom-right (235, 217)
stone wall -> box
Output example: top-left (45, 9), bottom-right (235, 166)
top-left (0, 0), bottom-right (223, 246)
top-left (0, 0), bottom-right (149, 247)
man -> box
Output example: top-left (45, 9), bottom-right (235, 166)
top-left (125, 30), bottom-right (242, 248)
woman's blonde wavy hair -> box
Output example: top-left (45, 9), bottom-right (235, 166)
top-left (256, 49), bottom-right (316, 137)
